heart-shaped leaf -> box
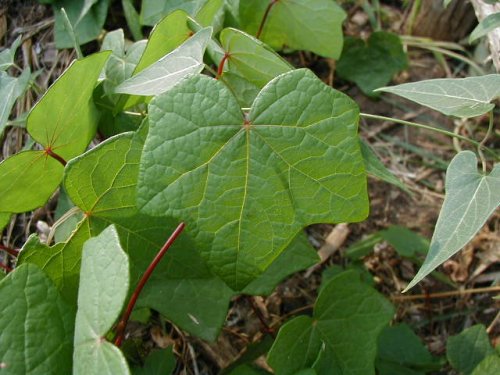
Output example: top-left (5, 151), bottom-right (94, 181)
top-left (376, 75), bottom-right (500, 118)
top-left (268, 271), bottom-right (394, 375)
top-left (405, 151), bottom-right (500, 291)
top-left (73, 225), bottom-right (130, 375)
top-left (115, 27), bottom-right (212, 96)
top-left (239, 0), bottom-right (346, 58)
top-left (138, 68), bottom-right (368, 289)
top-left (27, 51), bottom-right (110, 160)
top-left (337, 32), bottom-right (407, 95)
top-left (0, 264), bottom-right (74, 374)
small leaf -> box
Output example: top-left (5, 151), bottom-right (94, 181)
top-left (405, 151), bottom-right (500, 291)
top-left (115, 27), bottom-right (212, 96)
top-left (0, 151), bottom-right (64, 213)
top-left (0, 264), bottom-right (74, 374)
top-left (470, 13), bottom-right (500, 42)
top-left (138, 69), bottom-right (368, 289)
top-left (376, 75), bottom-right (500, 118)
top-left (337, 32), bottom-right (407, 95)
top-left (27, 51), bottom-right (110, 159)
top-left (0, 68), bottom-right (31, 135)
top-left (240, 0), bottom-right (346, 58)
top-left (447, 324), bottom-right (495, 375)
top-left (0, 35), bottom-right (22, 70)
top-left (379, 226), bottom-right (429, 258)
top-left (73, 225), bottom-right (130, 375)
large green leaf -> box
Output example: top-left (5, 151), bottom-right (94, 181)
top-left (239, 0), bottom-right (346, 58)
top-left (0, 151), bottom-right (64, 213)
top-left (376, 75), bottom-right (500, 118)
top-left (268, 271), bottom-right (394, 375)
top-left (405, 151), bottom-right (500, 291)
top-left (138, 69), bottom-right (368, 290)
top-left (115, 27), bottom-right (212, 96)
top-left (52, 0), bottom-right (110, 48)
top-left (0, 264), bottom-right (74, 374)
top-left (27, 51), bottom-right (110, 159)
top-left (73, 225), bottom-right (130, 375)
top-left (337, 32), bottom-right (407, 96)
top-left (218, 27), bottom-right (292, 106)
top-left (447, 324), bottom-right (495, 375)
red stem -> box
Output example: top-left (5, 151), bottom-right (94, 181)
top-left (114, 222), bottom-right (186, 347)
top-left (216, 52), bottom-right (231, 80)
top-left (256, 0), bottom-right (279, 39)
top-left (0, 245), bottom-right (19, 257)
top-left (45, 147), bottom-right (67, 167)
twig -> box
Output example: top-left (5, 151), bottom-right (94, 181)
top-left (256, 0), bottom-right (279, 39)
top-left (391, 285), bottom-right (500, 302)
top-left (114, 222), bottom-right (186, 347)
top-left (487, 311), bottom-right (500, 334)
top-left (248, 296), bottom-right (276, 337)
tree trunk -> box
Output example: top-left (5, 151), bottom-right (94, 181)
top-left (408, 0), bottom-right (477, 41)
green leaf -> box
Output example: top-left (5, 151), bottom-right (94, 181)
top-left (360, 140), bottom-right (410, 193)
top-left (268, 271), bottom-right (394, 375)
top-left (27, 51), bottom-right (110, 160)
top-left (337, 32), bottom-right (407, 96)
top-left (243, 232), bottom-right (319, 296)
top-left (470, 13), bottom-right (500, 42)
top-left (379, 226), bottom-right (429, 258)
top-left (227, 364), bottom-right (271, 375)
top-left (73, 225), bottom-right (130, 375)
top-left (447, 324), bottom-right (495, 375)
top-left (376, 75), bottom-right (500, 118)
top-left (0, 151), bottom-right (64, 213)
top-left (53, 0), bottom-right (110, 48)
top-left (121, 0), bottom-right (143, 41)
top-left (0, 212), bottom-right (10, 230)
top-left (218, 28), bottom-right (292, 106)
top-left (196, 0), bottom-right (224, 28)
top-left (471, 355), bottom-right (500, 375)
top-left (375, 361), bottom-right (424, 375)
top-left (0, 35), bottom-right (21, 70)
top-left (377, 324), bottom-right (437, 369)
top-left (115, 27), bottom-right (212, 96)
top-left (138, 69), bottom-right (368, 290)
top-left (0, 68), bottom-right (31, 135)
top-left (132, 347), bottom-right (176, 375)
top-left (0, 264), bottom-right (74, 374)
top-left (239, 0), bottom-right (346, 58)
top-left (405, 151), bottom-right (500, 291)
top-left (140, 0), bottom-right (205, 26)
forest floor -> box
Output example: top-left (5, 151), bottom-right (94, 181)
top-left (1, 1), bottom-right (499, 374)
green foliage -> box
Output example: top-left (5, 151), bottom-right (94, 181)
top-left (406, 151), bottom-right (500, 291)
top-left (376, 75), bottom-right (500, 118)
top-left (73, 226), bottom-right (130, 375)
top-left (471, 355), bottom-right (500, 375)
top-left (132, 347), bottom-right (176, 375)
top-left (447, 325), bottom-right (496, 375)
top-left (470, 12), bottom-right (500, 42)
top-left (137, 69), bottom-right (368, 289)
top-left (240, 0), bottom-right (346, 58)
top-left (0, 264), bottom-right (74, 374)
top-left (0, 35), bottom-right (21, 70)
top-left (337, 32), bottom-right (407, 95)
top-left (140, 0), bottom-right (205, 26)
top-left (268, 271), bottom-right (394, 375)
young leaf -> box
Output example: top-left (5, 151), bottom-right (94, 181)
top-left (337, 32), bottom-right (407, 96)
top-left (0, 151), bottom-right (64, 213)
top-left (0, 264), bottom-right (74, 374)
top-left (470, 13), bottom-right (500, 42)
top-left (239, 0), bottom-right (346, 58)
top-left (27, 51), bottom-right (110, 160)
top-left (0, 35), bottom-right (22, 70)
top-left (405, 151), bottom-right (500, 291)
top-left (137, 69), bottom-right (368, 290)
top-left (115, 27), bottom-right (212, 96)
top-left (376, 75), bottom-right (500, 118)
top-left (447, 324), bottom-right (495, 375)
top-left (73, 225), bottom-right (130, 375)
top-left (0, 69), bottom-right (31, 135)
top-left (268, 271), bottom-right (394, 375)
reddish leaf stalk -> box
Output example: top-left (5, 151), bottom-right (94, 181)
top-left (216, 52), bottom-right (231, 80)
top-left (0, 245), bottom-right (19, 257)
top-left (44, 147), bottom-right (67, 167)
top-left (114, 222), bottom-right (186, 347)
top-left (256, 0), bottom-right (279, 39)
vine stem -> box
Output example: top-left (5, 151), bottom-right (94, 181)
top-left (114, 222), bottom-right (186, 347)
top-left (0, 244), bottom-right (19, 257)
top-left (478, 111), bottom-right (495, 172)
top-left (256, 0), bottom-right (279, 39)
top-left (44, 147), bottom-right (67, 167)
top-left (216, 53), bottom-right (230, 79)
top-left (360, 113), bottom-right (481, 147)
